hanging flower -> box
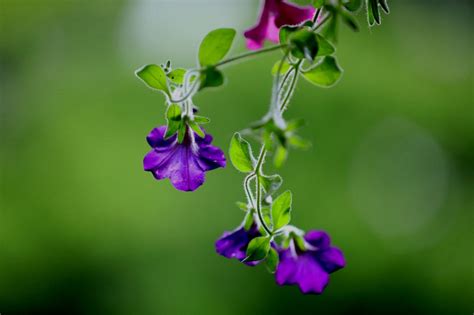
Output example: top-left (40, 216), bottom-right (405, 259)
top-left (275, 230), bottom-right (345, 294)
top-left (215, 224), bottom-right (261, 266)
top-left (143, 126), bottom-right (226, 192)
top-left (244, 0), bottom-right (315, 50)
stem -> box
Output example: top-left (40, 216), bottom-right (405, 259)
top-left (244, 173), bottom-right (256, 209)
top-left (255, 147), bottom-right (272, 236)
top-left (279, 61), bottom-right (302, 112)
top-left (214, 44), bottom-right (287, 68)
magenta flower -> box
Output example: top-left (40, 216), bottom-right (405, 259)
top-left (275, 230), bottom-right (345, 294)
top-left (215, 224), bottom-right (261, 266)
top-left (244, 0), bottom-right (315, 50)
top-left (143, 126), bottom-right (226, 192)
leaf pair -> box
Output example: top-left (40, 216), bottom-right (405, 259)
top-left (367, 0), bottom-right (390, 26)
top-left (280, 26), bottom-right (335, 62)
top-left (198, 28), bottom-right (236, 90)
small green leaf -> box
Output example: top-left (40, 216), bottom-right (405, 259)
top-left (243, 210), bottom-right (254, 231)
top-left (273, 145), bottom-right (288, 169)
top-left (198, 28), bottom-right (236, 67)
top-left (244, 236), bottom-right (271, 262)
top-left (165, 104), bottom-right (182, 139)
top-left (291, 232), bottom-right (306, 251)
top-left (135, 64), bottom-right (170, 96)
top-left (271, 59), bottom-right (291, 76)
top-left (199, 67), bottom-right (224, 90)
top-left (279, 25), bottom-right (299, 44)
top-left (344, 0), bottom-right (362, 11)
top-left (286, 118), bottom-right (305, 132)
top-left (188, 120), bottom-right (205, 138)
top-left (322, 13), bottom-right (338, 43)
top-left (229, 133), bottom-right (255, 173)
top-left (265, 248), bottom-right (279, 273)
top-left (167, 68), bottom-right (186, 85)
top-left (367, 0), bottom-right (389, 26)
top-left (302, 56), bottom-right (343, 87)
top-left (194, 115), bottom-right (210, 124)
top-left (312, 0), bottom-right (325, 8)
top-left (236, 201), bottom-right (249, 211)
top-left (340, 8), bottom-right (359, 31)
top-left (177, 123), bottom-right (187, 143)
top-left (288, 135), bottom-right (311, 150)
top-left (316, 34), bottom-right (335, 56)
top-left (289, 28), bottom-right (319, 61)
top-left (260, 174), bottom-right (283, 198)
top-left (271, 190), bottom-right (292, 231)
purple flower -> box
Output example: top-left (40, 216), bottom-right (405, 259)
top-left (275, 230), bottom-right (345, 294)
top-left (244, 0), bottom-right (315, 50)
top-left (215, 224), bottom-right (261, 265)
top-left (143, 126), bottom-right (226, 192)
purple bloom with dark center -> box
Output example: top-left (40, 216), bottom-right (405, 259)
top-left (215, 224), bottom-right (261, 266)
top-left (143, 126), bottom-right (226, 192)
top-left (275, 230), bottom-right (345, 294)
top-left (244, 0), bottom-right (315, 50)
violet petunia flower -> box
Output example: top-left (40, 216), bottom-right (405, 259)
top-left (244, 0), bottom-right (316, 50)
top-left (275, 230), bottom-right (345, 294)
top-left (215, 224), bottom-right (261, 266)
top-left (143, 126), bottom-right (226, 192)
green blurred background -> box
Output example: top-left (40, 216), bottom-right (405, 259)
top-left (1, 0), bottom-right (473, 314)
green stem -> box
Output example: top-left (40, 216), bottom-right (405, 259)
top-left (279, 60), bottom-right (302, 112)
top-left (244, 173), bottom-right (256, 209)
top-left (255, 147), bottom-right (272, 236)
top-left (214, 44), bottom-right (287, 68)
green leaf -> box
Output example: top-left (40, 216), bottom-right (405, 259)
top-left (271, 190), bottom-right (292, 231)
top-left (244, 236), bottom-right (271, 262)
top-left (302, 56), bottom-right (343, 87)
top-left (135, 64), bottom-right (170, 96)
top-left (188, 120), bottom-right (205, 138)
top-left (198, 28), bottom-right (236, 67)
top-left (279, 25), bottom-right (299, 44)
top-left (236, 201), bottom-right (249, 211)
top-left (260, 174), bottom-right (283, 198)
top-left (229, 133), bottom-right (255, 173)
top-left (243, 210), bottom-right (254, 231)
top-left (288, 135), bottom-right (311, 150)
top-left (291, 232), bottom-right (306, 251)
top-left (199, 67), bottom-right (224, 90)
top-left (286, 118), bottom-right (305, 132)
top-left (164, 104), bottom-right (182, 139)
top-left (273, 145), bottom-right (288, 169)
top-left (322, 13), bottom-right (338, 43)
top-left (315, 34), bottom-right (335, 56)
top-left (289, 28), bottom-right (319, 61)
top-left (265, 248), bottom-right (279, 273)
top-left (177, 123), bottom-right (187, 143)
top-left (344, 0), bottom-right (362, 11)
top-left (167, 68), bottom-right (186, 85)
top-left (271, 59), bottom-right (291, 76)
top-left (312, 0), bottom-right (325, 8)
top-left (194, 115), bottom-right (210, 124)
top-left (340, 9), bottom-right (360, 32)
top-left (367, 0), bottom-right (389, 26)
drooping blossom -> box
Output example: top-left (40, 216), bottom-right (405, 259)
top-left (215, 224), bottom-right (261, 266)
top-left (244, 0), bottom-right (316, 50)
top-left (275, 230), bottom-right (345, 294)
top-left (143, 126), bottom-right (226, 192)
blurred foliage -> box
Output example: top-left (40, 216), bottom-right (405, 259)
top-left (0, 0), bottom-right (473, 314)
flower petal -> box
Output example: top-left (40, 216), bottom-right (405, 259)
top-left (276, 250), bottom-right (330, 294)
top-left (146, 126), bottom-right (176, 148)
top-left (215, 225), bottom-right (260, 265)
top-left (275, 1), bottom-right (315, 28)
top-left (315, 246), bottom-right (346, 273)
top-left (244, 0), bottom-right (276, 50)
top-left (168, 147), bottom-right (205, 191)
top-left (305, 230), bottom-right (331, 249)
top-left (197, 145), bottom-right (226, 171)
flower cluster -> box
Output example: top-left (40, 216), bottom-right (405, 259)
top-left (135, 0), bottom-right (389, 295)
